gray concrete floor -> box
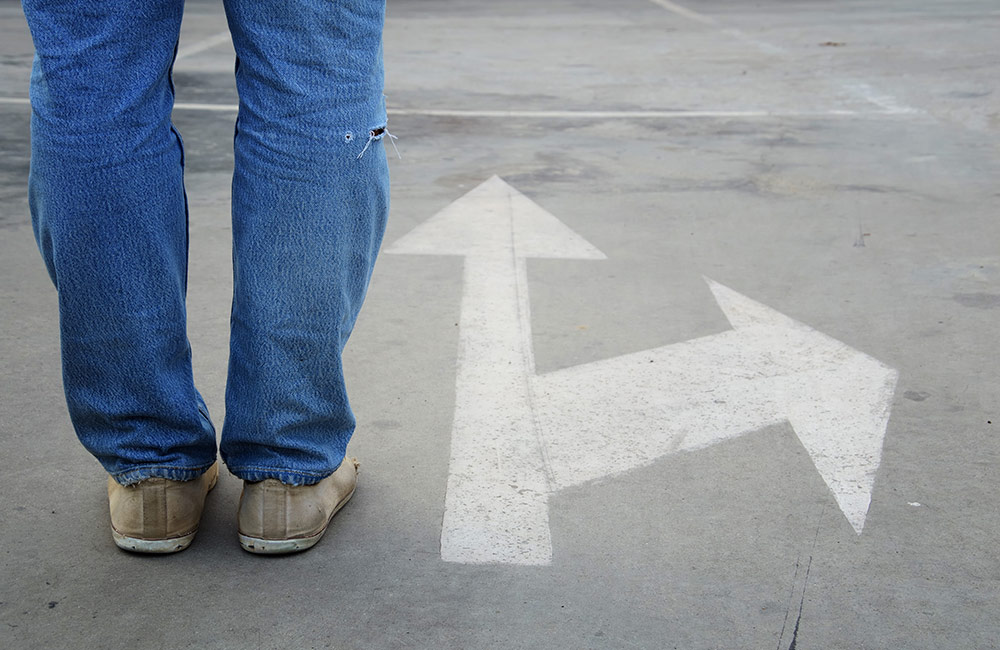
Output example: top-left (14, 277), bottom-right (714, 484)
top-left (2, 0), bottom-right (999, 647)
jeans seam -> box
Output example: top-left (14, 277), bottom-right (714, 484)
top-left (112, 463), bottom-right (212, 472)
top-left (227, 465), bottom-right (331, 478)
top-left (110, 462), bottom-right (215, 485)
top-left (110, 462), bottom-right (214, 477)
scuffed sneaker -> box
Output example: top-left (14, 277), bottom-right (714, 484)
top-left (107, 462), bottom-right (219, 554)
top-left (237, 458), bottom-right (359, 554)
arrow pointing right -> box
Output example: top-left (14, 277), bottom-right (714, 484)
top-left (533, 279), bottom-right (899, 536)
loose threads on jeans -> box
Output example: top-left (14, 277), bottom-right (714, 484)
top-left (385, 130), bottom-right (401, 159)
top-left (357, 126), bottom-right (401, 160)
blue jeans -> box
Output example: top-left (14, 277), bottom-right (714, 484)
top-left (22, 0), bottom-right (390, 485)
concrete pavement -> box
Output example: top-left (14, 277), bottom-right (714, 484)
top-left (1, 0), bottom-right (998, 647)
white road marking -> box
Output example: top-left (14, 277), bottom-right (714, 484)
top-left (175, 30), bottom-right (232, 61)
top-left (647, 0), bottom-right (717, 25)
top-left (842, 82), bottom-right (921, 115)
top-left (387, 176), bottom-right (899, 565)
top-left (646, 0), bottom-right (922, 112)
top-left (173, 101), bottom-right (239, 112)
top-left (720, 27), bottom-right (788, 55)
top-left (536, 279), bottom-right (898, 536)
top-left (0, 97), bottom-right (241, 112)
top-left (4, 5), bottom-right (919, 122)
top-left (4, 98), bottom-right (911, 119)
top-left (0, 97), bottom-right (917, 120)
top-left (386, 176), bottom-right (605, 565)
top-left (386, 108), bottom-right (908, 119)
top-left (648, 0), bottom-right (787, 55)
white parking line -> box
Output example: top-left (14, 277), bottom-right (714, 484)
top-left (720, 27), bottom-right (788, 55)
top-left (648, 0), bottom-right (787, 54)
top-left (0, 98), bottom-right (919, 119)
top-left (647, 0), bottom-right (716, 25)
top-left (646, 0), bottom-right (919, 114)
top-left (174, 101), bottom-right (239, 111)
top-left (175, 30), bottom-right (232, 61)
top-left (385, 108), bottom-right (909, 119)
top-left (842, 82), bottom-right (921, 115)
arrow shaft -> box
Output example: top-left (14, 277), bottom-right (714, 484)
top-left (441, 252), bottom-right (552, 564)
top-left (533, 329), bottom-right (788, 488)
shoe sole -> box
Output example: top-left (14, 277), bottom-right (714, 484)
top-left (112, 529), bottom-right (199, 554)
top-left (238, 484), bottom-right (356, 555)
top-left (111, 467), bottom-right (219, 555)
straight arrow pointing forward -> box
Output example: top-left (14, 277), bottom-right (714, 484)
top-left (386, 176), bottom-right (898, 565)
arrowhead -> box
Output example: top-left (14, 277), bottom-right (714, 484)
top-left (781, 362), bottom-right (898, 534)
top-left (706, 278), bottom-right (898, 534)
top-left (385, 176), bottom-right (606, 259)
top-left (706, 278), bottom-right (804, 332)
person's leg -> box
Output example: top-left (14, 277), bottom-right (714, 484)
top-left (219, 0), bottom-right (390, 485)
top-left (22, 0), bottom-right (217, 485)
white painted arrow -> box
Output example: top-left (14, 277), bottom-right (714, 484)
top-left (386, 176), bottom-right (898, 565)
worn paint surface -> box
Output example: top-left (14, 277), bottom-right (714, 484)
top-left (388, 177), bottom-right (898, 565)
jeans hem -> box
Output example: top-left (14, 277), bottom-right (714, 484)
top-left (226, 460), bottom-right (344, 486)
top-left (111, 461), bottom-right (216, 486)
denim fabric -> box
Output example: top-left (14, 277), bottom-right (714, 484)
top-left (23, 0), bottom-right (390, 485)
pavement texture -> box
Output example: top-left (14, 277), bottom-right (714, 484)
top-left (1, 0), bottom-right (999, 648)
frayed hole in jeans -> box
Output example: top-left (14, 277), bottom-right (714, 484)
top-left (357, 125), bottom-right (401, 160)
